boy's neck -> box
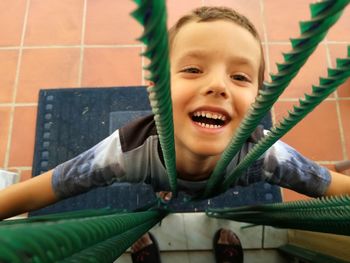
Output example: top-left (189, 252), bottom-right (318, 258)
top-left (175, 152), bottom-right (220, 181)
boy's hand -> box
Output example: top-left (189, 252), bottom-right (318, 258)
top-left (157, 191), bottom-right (172, 202)
top-left (326, 170), bottom-right (350, 196)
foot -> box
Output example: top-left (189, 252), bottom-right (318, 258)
top-left (131, 233), bottom-right (161, 263)
top-left (213, 228), bottom-right (243, 263)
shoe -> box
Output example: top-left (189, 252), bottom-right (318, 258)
top-left (213, 228), bottom-right (243, 263)
top-left (131, 232), bottom-right (161, 263)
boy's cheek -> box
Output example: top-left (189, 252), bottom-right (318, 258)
top-left (239, 94), bottom-right (258, 113)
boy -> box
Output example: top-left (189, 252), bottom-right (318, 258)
top-left (0, 5), bottom-right (349, 263)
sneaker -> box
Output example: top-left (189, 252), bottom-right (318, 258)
top-left (131, 232), bottom-right (161, 263)
top-left (213, 228), bottom-right (243, 263)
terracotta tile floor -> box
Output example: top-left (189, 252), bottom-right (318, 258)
top-left (0, 0), bottom-right (349, 201)
top-left (16, 48), bottom-right (80, 102)
top-left (24, 0), bottom-right (84, 46)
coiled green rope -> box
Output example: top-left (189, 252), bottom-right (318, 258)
top-left (60, 219), bottom-right (161, 262)
top-left (219, 46), bottom-right (350, 192)
top-left (132, 0), bottom-right (177, 195)
top-left (0, 209), bottom-right (168, 263)
top-left (202, 0), bottom-right (350, 198)
top-left (206, 195), bottom-right (350, 236)
top-left (0, 209), bottom-right (123, 226)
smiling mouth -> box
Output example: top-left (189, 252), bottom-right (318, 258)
top-left (190, 111), bottom-right (229, 129)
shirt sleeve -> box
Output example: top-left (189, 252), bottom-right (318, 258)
top-left (52, 130), bottom-right (128, 199)
top-left (262, 140), bottom-right (331, 197)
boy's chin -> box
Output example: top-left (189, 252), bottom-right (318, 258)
top-left (190, 144), bottom-right (226, 158)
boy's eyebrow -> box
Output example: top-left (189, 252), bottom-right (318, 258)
top-left (176, 50), bottom-right (208, 60)
top-left (176, 50), bottom-right (258, 69)
top-left (228, 56), bottom-right (258, 70)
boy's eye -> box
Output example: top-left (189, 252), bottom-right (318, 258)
top-left (231, 74), bottom-right (251, 82)
top-left (181, 67), bottom-right (201, 74)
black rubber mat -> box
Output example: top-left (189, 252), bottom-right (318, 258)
top-left (30, 87), bottom-right (281, 216)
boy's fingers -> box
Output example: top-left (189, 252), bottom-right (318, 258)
top-left (165, 192), bottom-right (172, 200)
top-left (157, 191), bottom-right (172, 201)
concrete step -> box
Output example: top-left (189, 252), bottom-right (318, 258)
top-left (114, 212), bottom-right (289, 263)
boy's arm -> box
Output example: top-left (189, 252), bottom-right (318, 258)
top-left (0, 170), bottom-right (58, 220)
top-left (325, 170), bottom-right (350, 196)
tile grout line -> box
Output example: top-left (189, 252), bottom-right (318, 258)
top-left (334, 96), bottom-right (348, 160)
top-left (0, 44), bottom-right (144, 50)
top-left (259, 0), bottom-right (276, 125)
top-left (317, 161), bottom-right (344, 165)
top-left (263, 41), bottom-right (349, 45)
top-left (325, 41), bottom-right (350, 44)
top-left (1, 42), bottom-right (348, 51)
top-left (262, 41), bottom-right (289, 45)
top-left (325, 40), bottom-right (348, 160)
top-left (276, 97), bottom-right (350, 102)
top-left (261, 225), bottom-right (265, 249)
top-left (2, 97), bottom-right (345, 106)
top-left (78, 0), bottom-right (88, 87)
top-left (181, 214), bottom-right (190, 252)
top-left (0, 96), bottom-right (345, 105)
top-left (259, 0), bottom-right (270, 76)
top-left (4, 0), bottom-right (31, 169)
top-left (0, 103), bottom-right (37, 107)
top-left (141, 45), bottom-right (145, 86)
top-left (6, 166), bottom-right (32, 171)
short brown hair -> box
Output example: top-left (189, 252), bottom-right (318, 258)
top-left (168, 6), bottom-right (265, 89)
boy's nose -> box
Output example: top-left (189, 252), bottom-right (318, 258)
top-left (203, 74), bottom-right (229, 99)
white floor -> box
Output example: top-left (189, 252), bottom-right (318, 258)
top-left (115, 212), bottom-right (289, 263)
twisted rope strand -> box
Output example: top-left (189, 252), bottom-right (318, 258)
top-left (132, 0), bottom-right (177, 195)
top-left (206, 195), bottom-right (350, 236)
top-left (0, 209), bottom-right (168, 262)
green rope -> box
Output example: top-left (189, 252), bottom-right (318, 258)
top-left (0, 209), bottom-right (124, 227)
top-left (132, 0), bottom-right (177, 195)
top-left (0, 209), bottom-right (168, 262)
top-left (208, 194), bottom-right (350, 213)
top-left (219, 46), bottom-right (350, 192)
top-left (206, 195), bottom-right (350, 236)
top-left (60, 219), bottom-right (161, 262)
top-left (202, 0), bottom-right (350, 198)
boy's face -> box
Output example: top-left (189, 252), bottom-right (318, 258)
top-left (170, 20), bottom-right (261, 159)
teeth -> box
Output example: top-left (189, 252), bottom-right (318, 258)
top-left (193, 111), bottom-right (227, 121)
top-left (198, 122), bottom-right (222, 129)
top-left (206, 112), bottom-right (212, 118)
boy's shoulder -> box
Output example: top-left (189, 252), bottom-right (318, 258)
top-left (119, 114), bottom-right (158, 152)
